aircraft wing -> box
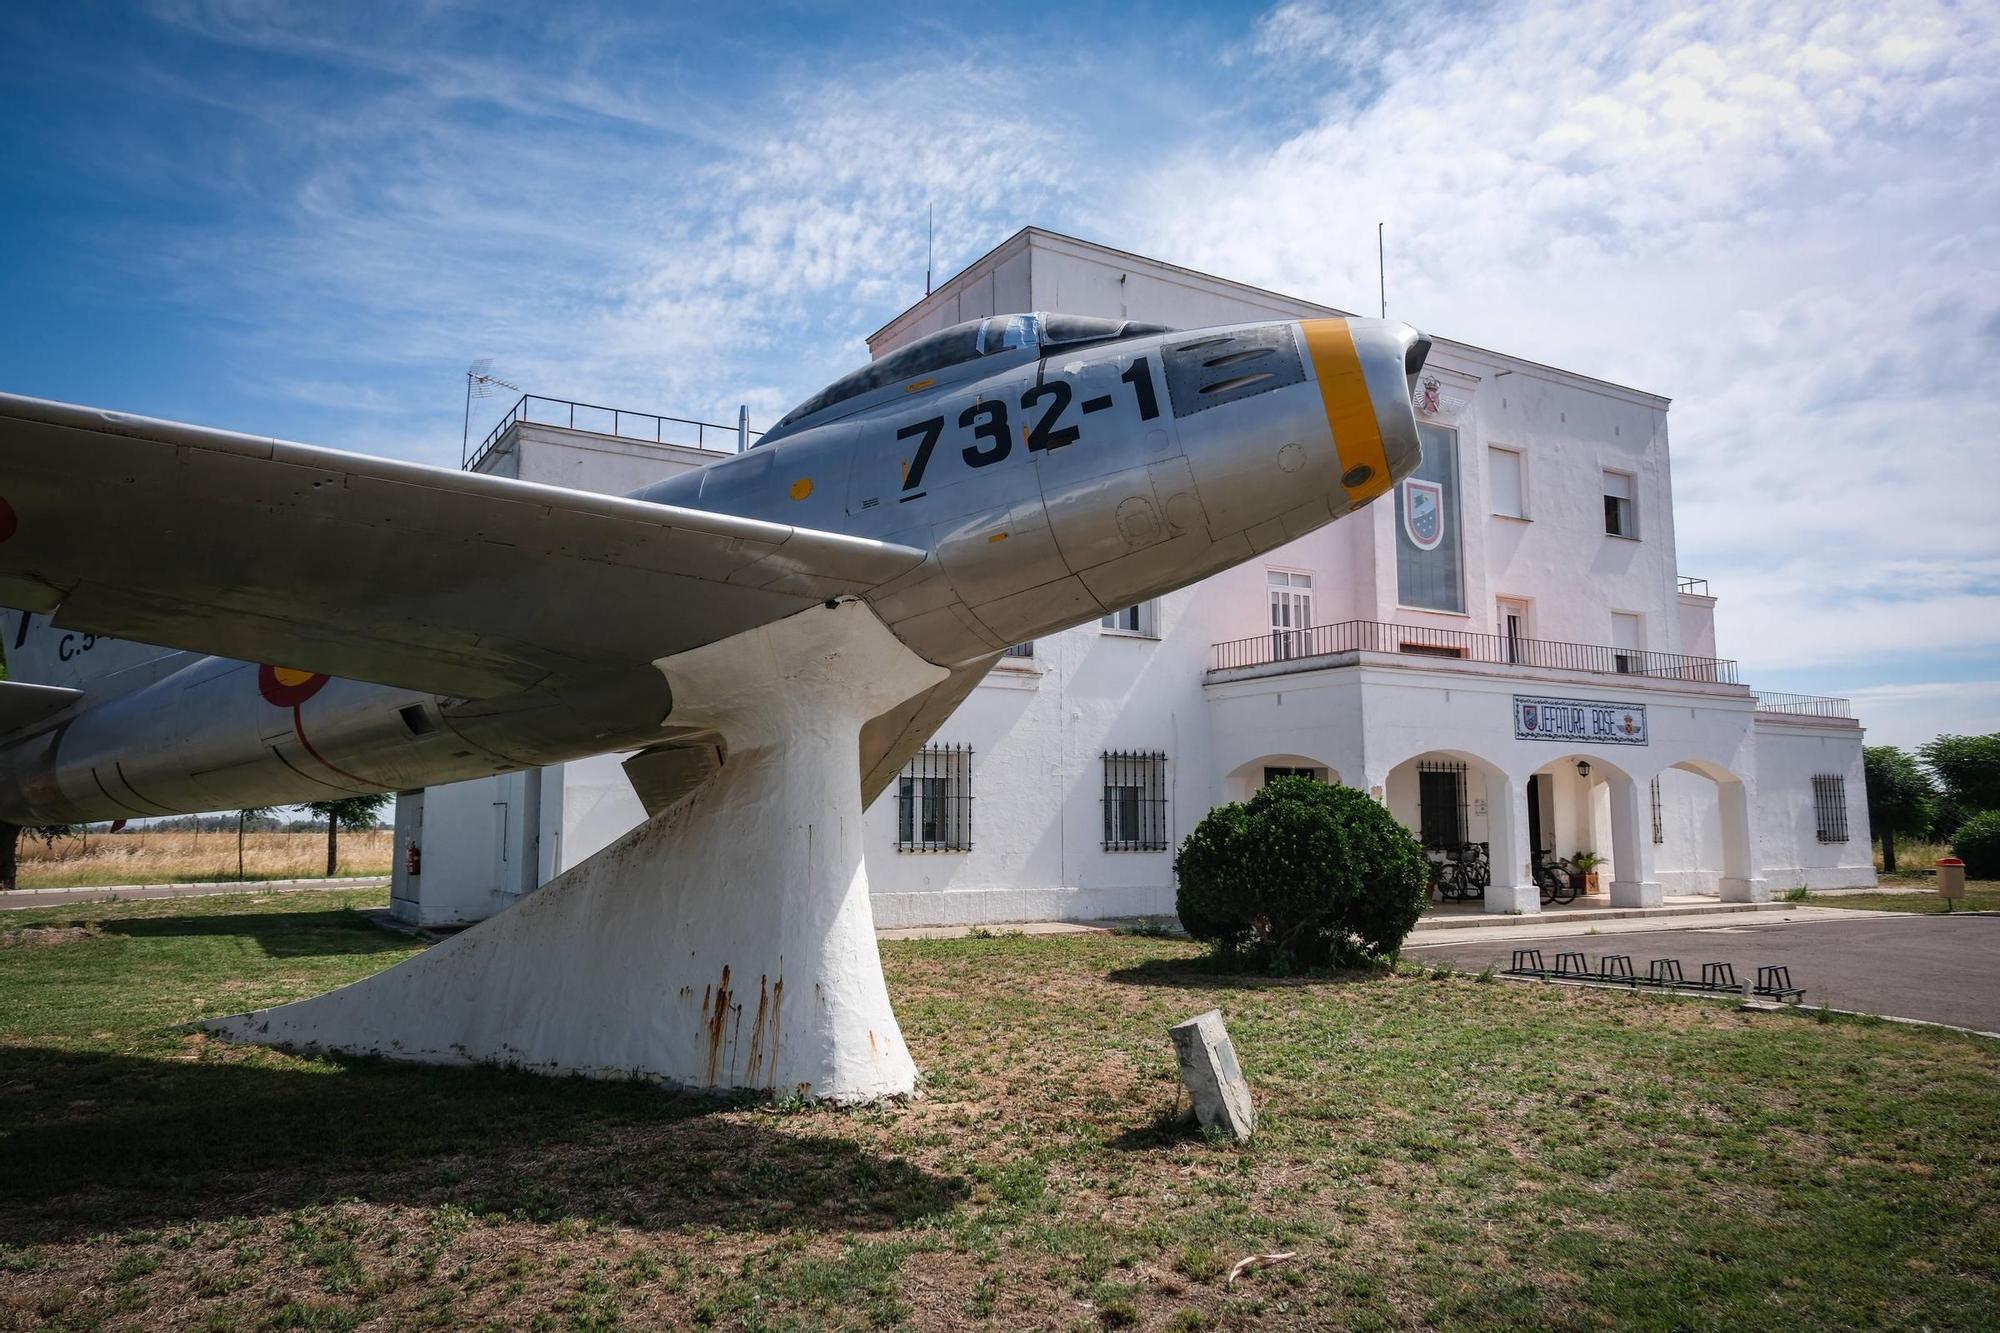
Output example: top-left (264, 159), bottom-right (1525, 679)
top-left (0, 393), bottom-right (928, 699)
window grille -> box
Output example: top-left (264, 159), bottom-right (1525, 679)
top-left (1263, 766), bottom-right (1323, 785)
top-left (1812, 774), bottom-right (1849, 844)
top-left (1102, 750), bottom-right (1169, 851)
top-left (1003, 641), bottom-right (1035, 658)
top-left (1416, 760), bottom-right (1469, 848)
top-left (1649, 776), bottom-right (1664, 845)
top-left (896, 744), bottom-right (972, 852)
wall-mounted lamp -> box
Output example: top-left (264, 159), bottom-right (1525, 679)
top-left (1575, 760), bottom-right (1591, 779)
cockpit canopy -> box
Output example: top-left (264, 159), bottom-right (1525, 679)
top-left (767, 312), bottom-right (1174, 437)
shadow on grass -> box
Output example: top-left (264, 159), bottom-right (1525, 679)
top-left (89, 908), bottom-right (416, 959)
top-left (0, 1046), bottom-right (966, 1244)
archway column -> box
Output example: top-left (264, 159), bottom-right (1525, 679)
top-left (1606, 772), bottom-right (1663, 908)
top-left (1715, 778), bottom-right (1769, 902)
top-left (1483, 770), bottom-right (1538, 914)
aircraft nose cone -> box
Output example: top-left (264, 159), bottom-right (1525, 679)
top-left (1300, 318), bottom-right (1430, 509)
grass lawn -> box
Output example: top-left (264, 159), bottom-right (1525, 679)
top-left (12, 830), bottom-right (391, 890)
top-left (1, 891), bottom-right (1996, 1331)
top-left (1803, 879), bottom-right (2000, 914)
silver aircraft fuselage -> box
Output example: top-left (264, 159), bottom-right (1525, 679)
top-left (0, 314), bottom-right (1429, 825)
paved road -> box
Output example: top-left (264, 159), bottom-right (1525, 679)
top-left (1409, 912), bottom-right (2000, 1034)
top-left (0, 876), bottom-right (389, 910)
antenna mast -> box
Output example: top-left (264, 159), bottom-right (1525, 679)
top-left (925, 204), bottom-right (934, 297)
top-left (462, 359), bottom-right (522, 468)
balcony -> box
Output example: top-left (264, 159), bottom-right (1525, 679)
top-left (466, 393), bottom-right (759, 471)
top-left (1209, 620), bottom-right (1741, 685)
top-left (1751, 691), bottom-right (1854, 720)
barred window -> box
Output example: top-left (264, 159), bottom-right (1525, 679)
top-left (1003, 641), bottom-right (1035, 658)
top-left (1416, 760), bottom-right (1468, 848)
top-left (1650, 776), bottom-right (1664, 845)
top-left (897, 744), bottom-right (972, 852)
top-left (1103, 750), bottom-right (1168, 851)
top-left (1812, 774), bottom-right (1849, 844)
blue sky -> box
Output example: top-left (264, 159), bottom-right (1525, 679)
top-left (3, 0), bottom-right (1996, 749)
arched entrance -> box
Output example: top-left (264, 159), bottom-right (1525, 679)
top-left (1654, 759), bottom-right (1767, 902)
top-left (1222, 753), bottom-right (1340, 804)
top-left (1526, 753), bottom-right (1654, 906)
top-left (1381, 750), bottom-right (1536, 913)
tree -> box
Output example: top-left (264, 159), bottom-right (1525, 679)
top-left (1951, 810), bottom-right (2000, 880)
top-left (1863, 746), bottom-right (1937, 874)
top-left (0, 822), bottom-right (82, 893)
top-left (1175, 777), bottom-right (1430, 970)
top-left (1919, 734), bottom-right (2000, 828)
top-left (300, 795), bottom-right (391, 877)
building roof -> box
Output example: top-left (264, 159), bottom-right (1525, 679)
top-left (872, 225), bottom-right (1669, 408)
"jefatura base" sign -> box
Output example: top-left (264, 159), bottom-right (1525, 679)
top-left (1513, 696), bottom-right (1649, 745)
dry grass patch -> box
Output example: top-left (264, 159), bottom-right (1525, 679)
top-left (11, 829), bottom-right (390, 889)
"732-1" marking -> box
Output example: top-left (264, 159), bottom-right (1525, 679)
top-left (899, 357), bottom-right (1159, 494)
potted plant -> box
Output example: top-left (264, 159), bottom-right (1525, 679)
top-left (1570, 851), bottom-right (1606, 895)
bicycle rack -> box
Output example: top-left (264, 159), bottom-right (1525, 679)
top-left (1597, 955), bottom-right (1636, 985)
top-left (1755, 965), bottom-right (1806, 1002)
top-left (1648, 958), bottom-right (1685, 987)
top-left (1508, 949), bottom-right (1547, 977)
top-left (1700, 962), bottom-right (1738, 992)
top-left (1553, 951), bottom-right (1590, 978)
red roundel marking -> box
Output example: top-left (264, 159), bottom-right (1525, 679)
top-left (258, 664), bottom-right (331, 707)
top-left (0, 496), bottom-right (16, 544)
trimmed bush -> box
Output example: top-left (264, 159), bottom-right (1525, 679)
top-left (1174, 777), bottom-right (1429, 970)
top-left (1950, 809), bottom-right (2000, 879)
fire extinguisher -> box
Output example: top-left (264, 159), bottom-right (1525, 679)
top-left (405, 843), bottom-right (422, 876)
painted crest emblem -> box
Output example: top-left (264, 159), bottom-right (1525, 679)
top-left (1419, 375), bottom-right (1441, 415)
top-left (1403, 478), bottom-right (1445, 551)
top-left (1521, 703), bottom-right (1540, 731)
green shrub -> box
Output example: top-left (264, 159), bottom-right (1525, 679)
top-left (1950, 809), bottom-right (2000, 879)
top-left (1173, 777), bottom-right (1429, 970)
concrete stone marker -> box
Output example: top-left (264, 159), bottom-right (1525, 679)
top-left (1170, 1008), bottom-right (1256, 1142)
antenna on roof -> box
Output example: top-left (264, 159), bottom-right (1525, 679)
top-left (925, 204), bottom-right (934, 297)
top-left (462, 359), bottom-right (522, 468)
top-left (1377, 222), bottom-right (1387, 319)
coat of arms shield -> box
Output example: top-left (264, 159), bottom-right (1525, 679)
top-left (1403, 478), bottom-right (1445, 551)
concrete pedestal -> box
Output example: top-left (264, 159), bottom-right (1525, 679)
top-left (1484, 881), bottom-right (1539, 914)
top-left (1718, 876), bottom-right (1771, 904)
top-left (208, 602), bottom-right (947, 1102)
top-left (1609, 879), bottom-right (1664, 908)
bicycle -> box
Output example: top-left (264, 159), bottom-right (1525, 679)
top-left (1532, 849), bottom-right (1579, 905)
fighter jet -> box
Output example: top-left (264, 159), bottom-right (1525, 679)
top-left (0, 313), bottom-right (1429, 828)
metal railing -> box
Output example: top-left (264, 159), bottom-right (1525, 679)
top-left (465, 394), bottom-right (759, 471)
top-left (1677, 576), bottom-right (1711, 597)
top-left (1209, 619), bottom-right (1741, 683)
top-left (1752, 691), bottom-right (1854, 719)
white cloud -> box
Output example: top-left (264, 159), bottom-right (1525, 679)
top-left (1116, 0), bottom-right (2000, 741)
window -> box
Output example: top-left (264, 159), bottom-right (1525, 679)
top-left (1417, 760), bottom-right (1468, 848)
top-left (1267, 570), bottom-right (1313, 660)
top-left (1003, 642), bottom-right (1035, 658)
top-left (1102, 750), bottom-right (1168, 851)
top-left (1498, 598), bottom-right (1530, 665)
top-left (1650, 776), bottom-right (1664, 845)
top-left (1813, 775), bottom-right (1850, 843)
top-left (1611, 612), bottom-right (1644, 674)
top-left (1489, 446), bottom-right (1526, 519)
top-left (1396, 423), bottom-right (1464, 612)
top-left (1603, 469), bottom-right (1636, 537)
top-left (1263, 766), bottom-right (1324, 785)
top-left (896, 744), bottom-right (972, 851)
top-left (1101, 600), bottom-right (1158, 636)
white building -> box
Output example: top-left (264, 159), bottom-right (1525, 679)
top-left (393, 228), bottom-right (1873, 928)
